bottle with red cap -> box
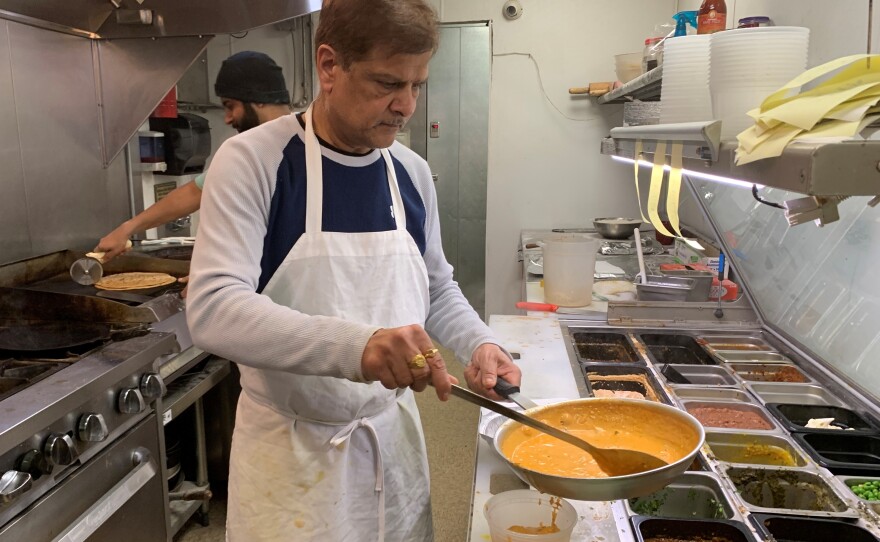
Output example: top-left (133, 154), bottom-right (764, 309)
top-left (698, 0), bottom-right (727, 34)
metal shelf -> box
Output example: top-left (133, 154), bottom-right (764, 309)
top-left (601, 122), bottom-right (880, 197)
top-left (168, 480), bottom-right (208, 536)
top-left (597, 66), bottom-right (663, 104)
top-left (162, 357), bottom-right (231, 425)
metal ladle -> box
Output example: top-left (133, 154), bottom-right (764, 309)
top-left (447, 381), bottom-right (667, 477)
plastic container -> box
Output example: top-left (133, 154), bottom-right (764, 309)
top-left (738, 16), bottom-right (773, 28)
top-left (642, 37), bottom-right (664, 73)
top-left (542, 237), bottom-right (598, 307)
top-left (152, 86), bottom-right (178, 118)
top-left (767, 404), bottom-right (879, 434)
top-left (614, 52), bottom-right (643, 83)
top-left (138, 131), bottom-right (165, 163)
top-left (795, 433), bottom-right (880, 475)
top-left (632, 517), bottom-right (756, 542)
top-left (484, 490), bottom-right (577, 542)
top-left (750, 514), bottom-right (878, 542)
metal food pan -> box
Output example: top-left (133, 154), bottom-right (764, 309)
top-left (698, 335), bottom-right (774, 352)
top-left (749, 513), bottom-right (878, 542)
top-left (705, 432), bottom-right (809, 468)
top-left (713, 351), bottom-right (791, 363)
top-left (727, 362), bottom-right (814, 384)
top-left (672, 387), bottom-right (757, 405)
top-left (836, 476), bottom-right (880, 515)
top-left (637, 334), bottom-right (717, 365)
top-left (624, 472), bottom-right (742, 522)
top-left (747, 382), bottom-right (846, 407)
top-left (631, 516), bottom-right (758, 542)
top-left (570, 330), bottom-right (642, 363)
top-left (682, 400), bottom-right (778, 433)
top-left (723, 465), bottom-right (858, 519)
top-left (582, 364), bottom-right (669, 403)
top-left (662, 365), bottom-right (739, 387)
top-left (767, 403), bottom-right (879, 435)
top-left (794, 433), bottom-right (880, 476)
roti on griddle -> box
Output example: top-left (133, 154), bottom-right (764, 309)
top-left (95, 272), bottom-right (177, 291)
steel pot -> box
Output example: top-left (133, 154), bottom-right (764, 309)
top-left (492, 398), bottom-right (705, 501)
top-left (593, 218), bottom-right (644, 240)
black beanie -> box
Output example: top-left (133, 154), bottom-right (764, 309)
top-left (214, 51), bottom-right (291, 105)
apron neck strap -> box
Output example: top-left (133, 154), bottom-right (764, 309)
top-left (303, 105), bottom-right (407, 233)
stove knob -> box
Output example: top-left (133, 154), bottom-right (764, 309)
top-left (16, 449), bottom-right (52, 479)
top-left (44, 433), bottom-right (78, 466)
top-left (0, 471), bottom-right (32, 504)
top-left (140, 373), bottom-right (167, 402)
top-left (78, 413), bottom-right (109, 442)
top-left (118, 388), bottom-right (146, 414)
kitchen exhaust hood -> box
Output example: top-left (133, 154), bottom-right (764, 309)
top-left (0, 0), bottom-right (321, 39)
top-left (601, 122), bottom-right (880, 227)
top-left (0, 0), bottom-right (320, 167)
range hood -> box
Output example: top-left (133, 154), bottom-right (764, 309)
top-left (0, 0), bottom-right (321, 39)
top-left (0, 0), bottom-right (320, 167)
top-left (602, 121), bottom-right (880, 226)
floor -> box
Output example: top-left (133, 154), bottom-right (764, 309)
top-left (175, 345), bottom-right (478, 542)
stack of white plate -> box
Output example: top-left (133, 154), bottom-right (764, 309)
top-left (710, 26), bottom-right (810, 139)
top-left (660, 35), bottom-right (712, 124)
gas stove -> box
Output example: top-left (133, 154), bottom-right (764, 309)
top-left (0, 333), bottom-right (176, 540)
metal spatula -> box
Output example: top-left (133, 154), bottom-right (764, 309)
top-left (446, 382), bottom-right (667, 477)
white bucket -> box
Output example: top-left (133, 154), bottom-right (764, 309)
top-left (543, 236), bottom-right (598, 307)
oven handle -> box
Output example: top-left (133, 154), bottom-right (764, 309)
top-left (52, 447), bottom-right (158, 542)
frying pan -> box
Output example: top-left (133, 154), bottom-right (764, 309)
top-left (491, 397), bottom-right (705, 501)
top-left (0, 322), bottom-right (112, 352)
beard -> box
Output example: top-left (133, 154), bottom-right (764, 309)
top-left (236, 103), bottom-right (261, 133)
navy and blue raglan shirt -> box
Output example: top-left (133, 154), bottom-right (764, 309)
top-left (187, 112), bottom-right (499, 382)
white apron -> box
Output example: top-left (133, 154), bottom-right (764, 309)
top-left (226, 106), bottom-right (433, 542)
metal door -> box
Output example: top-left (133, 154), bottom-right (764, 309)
top-left (410, 22), bottom-right (491, 319)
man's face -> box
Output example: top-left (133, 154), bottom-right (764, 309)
top-left (221, 98), bottom-right (261, 133)
top-left (322, 48), bottom-right (431, 151)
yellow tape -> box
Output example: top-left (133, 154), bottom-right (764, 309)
top-left (633, 140), bottom-right (649, 223)
top-left (666, 142), bottom-right (684, 238)
top-left (647, 140), bottom-right (675, 238)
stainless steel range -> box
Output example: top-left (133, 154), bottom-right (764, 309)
top-left (0, 250), bottom-right (199, 541)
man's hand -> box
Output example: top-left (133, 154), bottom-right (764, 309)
top-left (94, 227), bottom-right (133, 262)
top-left (361, 325), bottom-right (457, 401)
top-left (464, 343), bottom-right (522, 401)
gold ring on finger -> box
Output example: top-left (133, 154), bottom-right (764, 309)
top-left (409, 354), bottom-right (427, 369)
top-left (423, 348), bottom-right (440, 359)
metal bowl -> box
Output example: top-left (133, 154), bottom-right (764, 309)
top-left (493, 398), bottom-right (705, 501)
top-left (593, 217), bottom-right (643, 239)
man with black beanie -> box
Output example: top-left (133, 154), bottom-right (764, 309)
top-left (94, 51), bottom-right (292, 267)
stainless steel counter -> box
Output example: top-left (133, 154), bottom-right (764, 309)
top-left (471, 316), bottom-right (880, 541)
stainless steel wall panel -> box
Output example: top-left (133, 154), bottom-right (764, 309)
top-left (426, 23), bottom-right (491, 318)
top-left (456, 24), bottom-right (491, 317)
top-left (0, 21), bottom-right (30, 261)
top-left (427, 27), bottom-right (461, 275)
top-left (7, 22), bottom-right (120, 256)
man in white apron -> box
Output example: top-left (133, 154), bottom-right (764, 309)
top-left (187, 1), bottom-right (522, 540)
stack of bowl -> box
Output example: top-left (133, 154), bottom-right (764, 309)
top-left (709, 27), bottom-right (810, 139)
top-left (660, 35), bottom-right (712, 124)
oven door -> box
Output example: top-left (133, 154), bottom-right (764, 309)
top-left (0, 414), bottom-right (167, 542)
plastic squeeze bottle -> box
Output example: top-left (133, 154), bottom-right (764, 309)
top-left (697, 0), bottom-right (727, 34)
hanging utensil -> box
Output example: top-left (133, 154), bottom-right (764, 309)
top-left (445, 382), bottom-right (668, 477)
top-left (634, 228), bottom-right (647, 284)
top-left (69, 240), bottom-right (132, 286)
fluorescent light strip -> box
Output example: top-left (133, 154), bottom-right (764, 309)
top-left (611, 155), bottom-right (761, 190)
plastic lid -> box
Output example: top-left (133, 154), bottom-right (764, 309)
top-left (645, 37), bottom-right (664, 45)
top-left (739, 16), bottom-right (772, 24)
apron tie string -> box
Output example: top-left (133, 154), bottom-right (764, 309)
top-left (329, 418), bottom-right (386, 541)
